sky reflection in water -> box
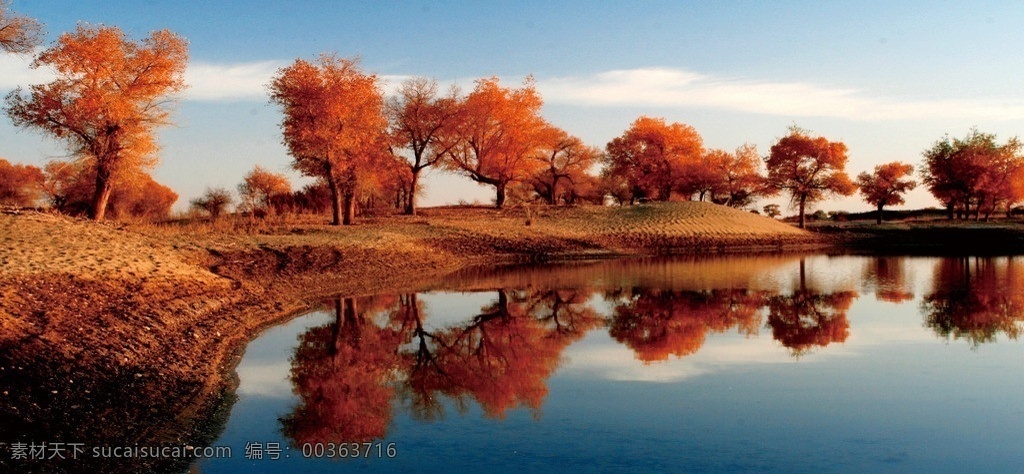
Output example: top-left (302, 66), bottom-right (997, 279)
top-left (196, 255), bottom-right (1024, 473)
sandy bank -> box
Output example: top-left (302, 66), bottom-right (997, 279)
top-left (0, 203), bottom-right (822, 472)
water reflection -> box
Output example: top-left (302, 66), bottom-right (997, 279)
top-left (282, 296), bottom-right (404, 443)
top-left (272, 255), bottom-right (1024, 450)
top-left (281, 289), bottom-right (605, 445)
top-left (607, 288), bottom-right (767, 362)
top-left (922, 257), bottom-right (1024, 346)
top-left (766, 261), bottom-right (856, 355)
top-left (864, 256), bottom-right (915, 303)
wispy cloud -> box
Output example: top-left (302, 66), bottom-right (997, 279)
top-left (184, 60), bottom-right (283, 101)
top-left (2, 56), bottom-right (413, 102)
top-left (538, 67), bottom-right (1024, 122)
top-left (184, 61), bottom-right (413, 101)
top-left (9, 58), bottom-right (1019, 120)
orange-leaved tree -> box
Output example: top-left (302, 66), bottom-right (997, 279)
top-left (238, 165), bottom-right (290, 214)
top-left (387, 76), bottom-right (461, 215)
top-left (0, 1), bottom-right (43, 54)
top-left (441, 77), bottom-right (548, 209)
top-left (4, 25), bottom-right (188, 221)
top-left (705, 143), bottom-right (770, 208)
top-left (603, 116), bottom-right (704, 203)
top-left (530, 126), bottom-right (601, 205)
top-left (764, 126), bottom-right (855, 228)
top-left (856, 161), bottom-right (917, 224)
top-left (920, 130), bottom-right (1024, 220)
top-left (269, 54), bottom-right (389, 225)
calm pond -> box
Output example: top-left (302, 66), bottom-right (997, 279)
top-left (193, 254), bottom-right (1024, 473)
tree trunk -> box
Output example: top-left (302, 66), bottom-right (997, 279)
top-left (547, 178), bottom-right (559, 205)
top-left (90, 169), bottom-right (113, 221)
top-left (326, 174), bottom-right (342, 226)
top-left (876, 203), bottom-right (883, 224)
top-left (343, 191), bottom-right (356, 225)
top-left (405, 170), bottom-right (420, 215)
top-left (495, 182), bottom-right (507, 209)
top-left (798, 195), bottom-right (807, 229)
top-left (331, 298), bottom-right (343, 354)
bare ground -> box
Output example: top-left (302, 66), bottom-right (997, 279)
top-left (0, 202), bottom-right (822, 472)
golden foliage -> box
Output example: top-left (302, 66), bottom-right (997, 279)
top-left (269, 54), bottom-right (391, 225)
top-left (0, 1), bottom-right (43, 54)
top-left (441, 77), bottom-right (549, 209)
top-left (4, 25), bottom-right (188, 220)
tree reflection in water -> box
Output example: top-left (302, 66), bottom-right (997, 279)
top-left (864, 256), bottom-right (915, 303)
top-left (403, 289), bottom-right (602, 420)
top-left (281, 296), bottom-right (404, 444)
top-left (280, 261), bottom-right (867, 447)
top-left (922, 257), bottom-right (1024, 347)
top-left (609, 259), bottom-right (856, 359)
top-left (607, 288), bottom-right (768, 363)
top-left (766, 259), bottom-right (855, 355)
top-left (281, 288), bottom-right (603, 447)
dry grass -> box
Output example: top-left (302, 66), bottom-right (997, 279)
top-left (0, 211), bottom-right (226, 285)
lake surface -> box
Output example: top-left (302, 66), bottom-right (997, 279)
top-left (193, 254), bottom-right (1024, 473)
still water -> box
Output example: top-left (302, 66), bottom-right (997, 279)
top-left (193, 255), bottom-right (1024, 473)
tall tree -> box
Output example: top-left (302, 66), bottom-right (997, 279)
top-left (531, 126), bottom-right (601, 205)
top-left (269, 54), bottom-right (389, 225)
top-left (856, 161), bottom-right (917, 224)
top-left (604, 116), bottom-right (704, 203)
top-left (0, 1), bottom-right (42, 54)
top-left (441, 77), bottom-right (547, 209)
top-left (387, 77), bottom-right (461, 215)
top-left (5, 25), bottom-right (188, 220)
top-left (764, 126), bottom-right (856, 228)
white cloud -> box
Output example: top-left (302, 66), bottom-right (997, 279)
top-left (184, 61), bottom-right (415, 102)
top-left (0, 53), bottom-right (52, 91)
top-left (538, 67), bottom-right (1024, 122)
top-left (235, 361), bottom-right (294, 398)
top-left (567, 333), bottom-right (801, 383)
top-left (184, 60), bottom-right (283, 101)
top-left (11, 57), bottom-right (1020, 121)
top-left (3, 55), bottom-right (416, 102)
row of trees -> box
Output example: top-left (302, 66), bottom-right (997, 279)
top-left (3, 4), bottom-right (1023, 226)
top-left (266, 53), bottom-right (862, 227)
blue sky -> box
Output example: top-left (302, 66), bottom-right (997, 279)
top-left (4, 1), bottom-right (1024, 212)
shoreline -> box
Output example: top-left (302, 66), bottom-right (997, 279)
top-left (0, 203), bottom-right (872, 472)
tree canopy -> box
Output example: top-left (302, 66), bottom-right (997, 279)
top-left (4, 25), bottom-right (188, 220)
top-left (920, 129), bottom-right (1024, 220)
top-left (856, 161), bottom-right (917, 224)
top-left (441, 77), bottom-right (548, 209)
top-left (269, 54), bottom-right (391, 225)
top-left (0, 1), bottom-right (43, 54)
top-left (765, 126), bottom-right (856, 228)
top-left (387, 77), bottom-right (461, 215)
top-left (604, 116), bottom-right (704, 203)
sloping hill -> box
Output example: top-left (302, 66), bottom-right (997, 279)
top-left (420, 201), bottom-right (816, 253)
